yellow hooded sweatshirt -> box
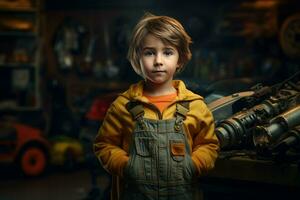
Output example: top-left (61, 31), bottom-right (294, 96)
top-left (94, 80), bottom-right (219, 199)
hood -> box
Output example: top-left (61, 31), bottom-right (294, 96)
top-left (120, 80), bottom-right (203, 103)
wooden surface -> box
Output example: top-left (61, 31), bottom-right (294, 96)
top-left (206, 152), bottom-right (300, 187)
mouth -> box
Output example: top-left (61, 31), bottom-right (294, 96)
top-left (152, 70), bottom-right (166, 73)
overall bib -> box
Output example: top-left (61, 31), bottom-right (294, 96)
top-left (122, 101), bottom-right (198, 200)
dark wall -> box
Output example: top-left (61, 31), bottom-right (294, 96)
top-left (43, 0), bottom-right (300, 85)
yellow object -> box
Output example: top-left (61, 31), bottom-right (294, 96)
top-left (94, 80), bottom-right (219, 198)
top-left (0, 18), bottom-right (33, 31)
top-left (51, 137), bottom-right (84, 166)
top-left (0, 0), bottom-right (32, 9)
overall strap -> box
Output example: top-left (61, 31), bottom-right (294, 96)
top-left (126, 101), bottom-right (144, 120)
top-left (174, 101), bottom-right (190, 132)
top-left (126, 101), bottom-right (146, 130)
top-left (176, 101), bottom-right (190, 118)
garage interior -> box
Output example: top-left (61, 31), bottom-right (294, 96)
top-left (0, 0), bottom-right (299, 200)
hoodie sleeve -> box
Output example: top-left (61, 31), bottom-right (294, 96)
top-left (189, 100), bottom-right (220, 176)
top-left (93, 102), bottom-right (129, 177)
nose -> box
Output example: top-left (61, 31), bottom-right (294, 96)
top-left (154, 53), bottom-right (163, 67)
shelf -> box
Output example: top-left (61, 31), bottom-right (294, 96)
top-left (0, 7), bottom-right (38, 13)
top-left (0, 0), bottom-right (41, 112)
top-left (0, 63), bottom-right (35, 68)
top-left (0, 31), bottom-right (37, 37)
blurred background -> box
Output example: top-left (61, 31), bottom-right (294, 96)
top-left (0, 0), bottom-right (299, 200)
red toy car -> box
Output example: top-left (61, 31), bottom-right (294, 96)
top-left (0, 121), bottom-right (50, 176)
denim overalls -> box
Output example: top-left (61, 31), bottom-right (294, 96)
top-left (122, 101), bottom-right (199, 200)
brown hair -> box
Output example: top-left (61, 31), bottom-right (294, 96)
top-left (127, 13), bottom-right (192, 76)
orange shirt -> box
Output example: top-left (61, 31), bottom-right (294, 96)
top-left (144, 92), bottom-right (177, 113)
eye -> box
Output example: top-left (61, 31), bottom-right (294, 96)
top-left (143, 50), bottom-right (155, 56)
top-left (164, 51), bottom-right (173, 56)
top-left (164, 48), bottom-right (175, 56)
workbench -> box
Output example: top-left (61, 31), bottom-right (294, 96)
top-left (199, 151), bottom-right (300, 200)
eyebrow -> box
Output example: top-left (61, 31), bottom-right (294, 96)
top-left (142, 47), bottom-right (155, 51)
top-left (142, 47), bottom-right (175, 51)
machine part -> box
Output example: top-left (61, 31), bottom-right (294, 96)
top-left (279, 13), bottom-right (300, 58)
top-left (253, 105), bottom-right (300, 147)
top-left (215, 98), bottom-right (289, 149)
top-left (208, 91), bottom-right (254, 124)
top-left (216, 110), bottom-right (257, 149)
top-left (273, 126), bottom-right (300, 152)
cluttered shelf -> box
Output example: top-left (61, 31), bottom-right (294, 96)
top-left (0, 0), bottom-right (41, 111)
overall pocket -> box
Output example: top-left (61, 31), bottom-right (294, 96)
top-left (135, 137), bottom-right (154, 157)
top-left (169, 139), bottom-right (185, 180)
top-left (126, 137), bottom-right (154, 180)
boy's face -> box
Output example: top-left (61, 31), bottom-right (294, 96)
top-left (139, 34), bottom-right (179, 85)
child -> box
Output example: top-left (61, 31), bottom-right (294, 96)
top-left (94, 13), bottom-right (219, 200)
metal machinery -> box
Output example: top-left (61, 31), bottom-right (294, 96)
top-left (205, 72), bottom-right (300, 199)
